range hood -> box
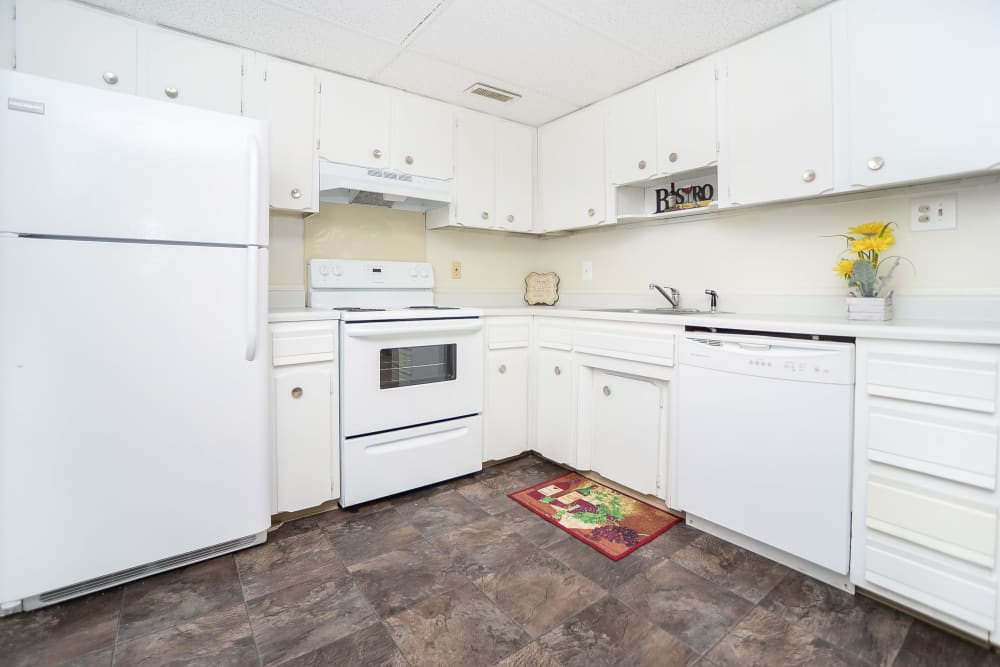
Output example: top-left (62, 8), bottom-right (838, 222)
top-left (318, 161), bottom-right (451, 212)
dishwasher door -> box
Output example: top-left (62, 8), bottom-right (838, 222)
top-left (676, 333), bottom-right (855, 574)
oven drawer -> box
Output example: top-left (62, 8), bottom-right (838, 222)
top-left (340, 416), bottom-right (482, 507)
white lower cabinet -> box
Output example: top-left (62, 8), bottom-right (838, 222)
top-left (589, 371), bottom-right (662, 497)
top-left (534, 347), bottom-right (576, 467)
top-left (483, 317), bottom-right (531, 462)
top-left (851, 339), bottom-right (1000, 642)
top-left (270, 321), bottom-right (339, 514)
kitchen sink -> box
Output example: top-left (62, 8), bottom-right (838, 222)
top-left (583, 307), bottom-right (723, 315)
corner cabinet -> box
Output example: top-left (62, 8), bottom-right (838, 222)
top-left (244, 54), bottom-right (319, 213)
top-left (483, 317), bottom-right (531, 462)
top-left (845, 0), bottom-right (1000, 188)
top-left (719, 5), bottom-right (837, 206)
top-left (539, 104), bottom-right (607, 232)
top-left (270, 321), bottom-right (340, 514)
top-left (851, 339), bottom-right (1000, 641)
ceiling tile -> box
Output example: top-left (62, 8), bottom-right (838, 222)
top-left (375, 51), bottom-right (578, 125)
top-left (263, 0), bottom-right (444, 45)
top-left (405, 0), bottom-right (665, 106)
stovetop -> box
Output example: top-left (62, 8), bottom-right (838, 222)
top-left (333, 306), bottom-right (461, 313)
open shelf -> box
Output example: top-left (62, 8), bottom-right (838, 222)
top-left (617, 201), bottom-right (719, 224)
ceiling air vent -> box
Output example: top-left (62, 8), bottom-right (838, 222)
top-left (465, 83), bottom-right (521, 103)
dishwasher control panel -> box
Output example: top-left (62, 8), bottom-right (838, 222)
top-left (679, 334), bottom-right (855, 384)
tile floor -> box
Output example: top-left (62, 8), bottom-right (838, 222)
top-left (2, 454), bottom-right (998, 667)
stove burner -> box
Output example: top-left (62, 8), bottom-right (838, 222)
top-left (405, 306), bottom-right (460, 310)
top-left (333, 307), bottom-right (386, 312)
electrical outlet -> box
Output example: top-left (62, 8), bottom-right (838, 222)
top-left (910, 193), bottom-right (957, 232)
top-left (450, 261), bottom-right (462, 279)
top-left (581, 260), bottom-right (593, 281)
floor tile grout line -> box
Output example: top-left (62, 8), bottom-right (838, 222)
top-left (233, 555), bottom-right (264, 667)
top-left (109, 585), bottom-right (125, 666)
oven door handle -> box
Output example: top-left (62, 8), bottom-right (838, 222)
top-left (344, 320), bottom-right (483, 339)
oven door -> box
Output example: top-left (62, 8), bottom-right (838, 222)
top-left (341, 317), bottom-right (484, 436)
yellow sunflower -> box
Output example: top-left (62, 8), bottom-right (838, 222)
top-left (849, 221), bottom-right (891, 236)
top-left (833, 259), bottom-right (855, 278)
top-left (850, 235), bottom-right (895, 254)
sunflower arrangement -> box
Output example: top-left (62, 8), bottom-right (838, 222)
top-left (832, 221), bottom-right (908, 298)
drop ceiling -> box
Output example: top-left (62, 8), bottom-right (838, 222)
top-left (83, 0), bottom-right (831, 125)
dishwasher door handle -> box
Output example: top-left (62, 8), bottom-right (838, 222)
top-left (738, 342), bottom-right (771, 352)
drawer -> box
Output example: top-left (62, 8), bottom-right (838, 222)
top-left (868, 405), bottom-right (999, 490)
top-left (866, 348), bottom-right (998, 413)
top-left (864, 537), bottom-right (996, 632)
top-left (271, 322), bottom-right (337, 366)
top-left (487, 317), bottom-right (530, 350)
top-left (535, 323), bottom-right (574, 351)
top-left (866, 477), bottom-right (997, 568)
top-left (574, 324), bottom-right (675, 367)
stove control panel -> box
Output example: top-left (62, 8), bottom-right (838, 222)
top-left (309, 259), bottom-right (434, 289)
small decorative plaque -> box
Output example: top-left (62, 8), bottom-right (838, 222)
top-left (524, 272), bottom-right (560, 306)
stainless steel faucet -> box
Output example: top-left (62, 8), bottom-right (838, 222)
top-left (705, 289), bottom-right (719, 313)
top-left (649, 283), bottom-right (680, 308)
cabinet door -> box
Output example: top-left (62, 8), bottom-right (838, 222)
top-left (484, 348), bottom-right (529, 461)
top-left (16, 0), bottom-right (137, 93)
top-left (137, 27), bottom-right (243, 115)
top-left (590, 372), bottom-right (661, 496)
top-left (390, 91), bottom-right (454, 179)
top-left (657, 57), bottom-right (718, 175)
top-left (495, 120), bottom-right (534, 232)
top-left (846, 0), bottom-right (1000, 187)
top-left (535, 349), bottom-right (575, 466)
top-left (453, 110), bottom-right (496, 228)
top-left (722, 10), bottom-right (834, 206)
top-left (608, 81), bottom-right (657, 185)
top-left (250, 57), bottom-right (318, 212)
top-left (274, 364), bottom-right (335, 513)
top-left (540, 105), bottom-right (606, 231)
top-left (318, 73), bottom-right (390, 169)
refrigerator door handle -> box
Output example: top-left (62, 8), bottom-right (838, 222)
top-left (247, 136), bottom-right (261, 245)
top-left (245, 248), bottom-right (259, 361)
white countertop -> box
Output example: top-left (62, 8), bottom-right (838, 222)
top-left (269, 305), bottom-right (1000, 344)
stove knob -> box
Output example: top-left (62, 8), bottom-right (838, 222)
top-left (332, 264), bottom-right (343, 277)
top-left (318, 265), bottom-right (330, 276)
top-left (419, 267), bottom-right (430, 278)
top-left (409, 267), bottom-right (419, 278)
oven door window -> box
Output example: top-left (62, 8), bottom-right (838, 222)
top-left (380, 344), bottom-right (457, 389)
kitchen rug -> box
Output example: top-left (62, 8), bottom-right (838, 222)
top-left (508, 471), bottom-right (683, 560)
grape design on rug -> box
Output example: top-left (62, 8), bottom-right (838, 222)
top-left (509, 472), bottom-right (683, 560)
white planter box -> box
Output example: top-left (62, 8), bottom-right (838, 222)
top-left (847, 296), bottom-right (893, 321)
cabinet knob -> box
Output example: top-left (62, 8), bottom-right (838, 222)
top-left (481, 211), bottom-right (489, 220)
top-left (669, 152), bottom-right (678, 163)
top-left (638, 159), bottom-right (647, 170)
top-left (291, 387), bottom-right (303, 399)
top-left (603, 385), bottom-right (611, 396)
top-left (802, 169), bottom-right (816, 183)
top-left (164, 86), bottom-right (179, 99)
top-left (405, 155), bottom-right (414, 165)
top-left (507, 214), bottom-right (514, 223)
top-left (554, 366), bottom-right (561, 375)
top-left (587, 208), bottom-right (595, 217)
top-left (102, 71), bottom-right (119, 85)
top-left (372, 148), bottom-right (382, 159)
top-left (867, 156), bottom-right (885, 171)
top-left (290, 188), bottom-right (302, 199)
top-left (498, 364), bottom-right (507, 374)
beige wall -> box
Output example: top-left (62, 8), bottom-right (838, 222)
top-left (304, 203), bottom-right (426, 264)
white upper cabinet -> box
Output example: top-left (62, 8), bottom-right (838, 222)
top-left (846, 0), bottom-right (1000, 188)
top-left (16, 0), bottom-right (137, 93)
top-left (720, 7), bottom-right (836, 206)
top-left (608, 81), bottom-right (657, 185)
top-left (539, 104), bottom-right (607, 232)
top-left (318, 72), bottom-right (391, 170)
top-left (657, 56), bottom-right (718, 176)
top-left (390, 91), bottom-right (454, 179)
top-left (137, 27), bottom-right (244, 115)
top-left (245, 55), bottom-right (319, 213)
top-left (494, 119), bottom-right (534, 233)
top-left (452, 110), bottom-right (496, 227)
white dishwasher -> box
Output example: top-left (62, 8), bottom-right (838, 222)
top-left (677, 331), bottom-right (855, 579)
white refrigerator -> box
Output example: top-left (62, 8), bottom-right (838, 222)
top-left (0, 71), bottom-right (271, 614)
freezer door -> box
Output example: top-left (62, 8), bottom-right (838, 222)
top-left (0, 70), bottom-right (268, 246)
top-left (0, 237), bottom-right (270, 603)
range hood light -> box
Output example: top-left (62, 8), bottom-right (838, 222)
top-left (318, 161), bottom-right (451, 211)
top-left (382, 193), bottom-right (407, 203)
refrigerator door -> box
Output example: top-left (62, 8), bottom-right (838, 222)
top-left (0, 70), bottom-right (268, 246)
top-left (0, 236), bottom-right (270, 604)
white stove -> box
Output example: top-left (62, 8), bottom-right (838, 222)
top-left (308, 259), bottom-right (484, 507)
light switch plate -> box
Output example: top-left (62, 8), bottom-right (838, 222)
top-left (910, 193), bottom-right (957, 232)
top-left (581, 260), bottom-right (593, 281)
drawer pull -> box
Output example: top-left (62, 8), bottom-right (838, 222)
top-left (164, 86), bottom-right (179, 99)
top-left (498, 364), bottom-right (507, 374)
top-left (554, 366), bottom-right (561, 375)
top-left (102, 71), bottom-right (119, 85)
top-left (372, 148), bottom-right (382, 159)
top-left (603, 385), bottom-right (611, 396)
top-left (291, 387), bottom-right (303, 399)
